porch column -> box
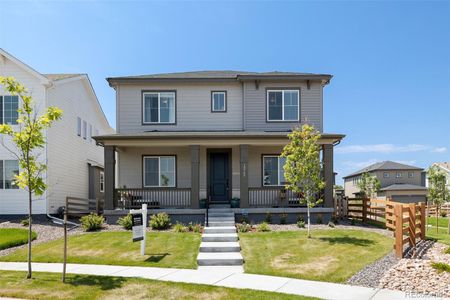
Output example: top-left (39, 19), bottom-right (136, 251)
top-left (240, 144), bottom-right (249, 208)
top-left (323, 144), bottom-right (334, 208)
top-left (104, 145), bottom-right (116, 210)
top-left (190, 145), bottom-right (200, 209)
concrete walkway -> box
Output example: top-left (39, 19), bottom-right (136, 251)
top-left (0, 262), bottom-right (442, 300)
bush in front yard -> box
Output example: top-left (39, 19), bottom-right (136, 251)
top-left (117, 214), bottom-right (133, 230)
top-left (297, 220), bottom-right (305, 228)
top-left (257, 222), bottom-right (271, 232)
top-left (237, 222), bottom-right (252, 233)
top-left (173, 222), bottom-right (188, 233)
top-left (150, 213), bottom-right (171, 230)
top-left (80, 213), bottom-right (105, 232)
top-left (187, 222), bottom-right (202, 233)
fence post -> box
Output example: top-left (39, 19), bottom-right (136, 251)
top-left (420, 203), bottom-right (426, 240)
top-left (394, 204), bottom-right (403, 258)
top-left (409, 203), bottom-right (416, 248)
top-left (362, 198), bottom-right (367, 222)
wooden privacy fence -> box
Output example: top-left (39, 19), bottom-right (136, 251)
top-left (426, 203), bottom-right (450, 216)
top-left (391, 202), bottom-right (426, 258)
top-left (66, 196), bottom-right (104, 217)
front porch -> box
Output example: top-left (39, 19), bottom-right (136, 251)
top-left (97, 131), bottom-right (344, 211)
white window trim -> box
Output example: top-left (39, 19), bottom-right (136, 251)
top-left (142, 92), bottom-right (176, 124)
top-left (262, 155), bottom-right (285, 186)
top-left (266, 89), bottom-right (300, 122)
top-left (211, 91), bottom-right (226, 112)
top-left (99, 171), bottom-right (104, 193)
top-left (143, 156), bottom-right (176, 188)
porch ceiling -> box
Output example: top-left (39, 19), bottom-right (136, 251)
top-left (93, 131), bottom-right (345, 147)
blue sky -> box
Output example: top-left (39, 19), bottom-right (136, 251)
top-left (1, 1), bottom-right (449, 184)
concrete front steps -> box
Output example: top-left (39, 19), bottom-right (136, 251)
top-left (197, 208), bottom-right (244, 268)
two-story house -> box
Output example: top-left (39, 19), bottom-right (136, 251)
top-left (95, 71), bottom-right (344, 222)
top-left (0, 49), bottom-right (113, 216)
top-left (343, 161), bottom-right (428, 203)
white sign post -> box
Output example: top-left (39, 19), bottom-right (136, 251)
top-left (130, 203), bottom-right (147, 256)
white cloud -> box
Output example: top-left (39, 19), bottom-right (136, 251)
top-left (432, 147), bottom-right (447, 153)
top-left (335, 144), bottom-right (444, 154)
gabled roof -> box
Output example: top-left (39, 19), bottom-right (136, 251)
top-left (433, 162), bottom-right (450, 173)
top-left (380, 184), bottom-right (427, 191)
top-left (343, 161), bottom-right (423, 179)
top-left (107, 70), bottom-right (332, 86)
top-left (44, 74), bottom-right (84, 81)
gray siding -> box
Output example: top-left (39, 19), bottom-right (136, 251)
top-left (243, 80), bottom-right (323, 132)
top-left (117, 82), bottom-right (243, 133)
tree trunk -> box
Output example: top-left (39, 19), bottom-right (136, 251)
top-left (436, 207), bottom-right (439, 234)
top-left (27, 189), bottom-right (32, 279)
top-left (307, 204), bottom-right (311, 238)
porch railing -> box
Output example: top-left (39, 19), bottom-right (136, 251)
top-left (248, 187), bottom-right (305, 207)
top-left (115, 188), bottom-right (191, 209)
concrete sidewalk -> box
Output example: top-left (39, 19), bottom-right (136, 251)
top-left (0, 262), bottom-right (442, 300)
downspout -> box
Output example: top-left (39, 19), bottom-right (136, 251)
top-left (241, 81), bottom-right (245, 131)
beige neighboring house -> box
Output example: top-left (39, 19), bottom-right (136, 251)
top-left (343, 161), bottom-right (428, 203)
top-left (426, 162), bottom-right (450, 189)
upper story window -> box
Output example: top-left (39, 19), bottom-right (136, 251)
top-left (383, 172), bottom-right (390, 178)
top-left (0, 95), bottom-right (19, 125)
top-left (263, 155), bottom-right (287, 186)
top-left (77, 117), bottom-right (82, 136)
top-left (143, 91), bottom-right (176, 124)
top-left (408, 172), bottom-right (414, 178)
top-left (267, 90), bottom-right (299, 122)
top-left (143, 156), bottom-right (176, 187)
top-left (0, 160), bottom-right (19, 189)
top-left (396, 172), bottom-right (402, 178)
top-left (211, 91), bottom-right (226, 112)
top-left (82, 120), bottom-right (87, 139)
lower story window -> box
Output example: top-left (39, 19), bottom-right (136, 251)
top-left (143, 156), bottom-right (176, 187)
top-left (99, 171), bottom-right (104, 193)
top-left (0, 160), bottom-right (19, 189)
top-left (263, 155), bottom-right (286, 186)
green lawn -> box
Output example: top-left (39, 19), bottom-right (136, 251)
top-left (0, 228), bottom-right (37, 250)
top-left (1, 231), bottom-right (201, 269)
top-left (0, 271), bottom-right (316, 300)
top-left (427, 216), bottom-right (449, 228)
top-left (239, 229), bottom-right (393, 283)
top-left (425, 216), bottom-right (450, 245)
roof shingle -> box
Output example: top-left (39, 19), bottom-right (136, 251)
top-left (343, 161), bottom-right (423, 179)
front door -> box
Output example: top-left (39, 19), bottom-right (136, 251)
top-left (209, 152), bottom-right (230, 202)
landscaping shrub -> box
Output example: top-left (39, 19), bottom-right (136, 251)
top-left (117, 214), bottom-right (133, 230)
top-left (187, 222), bottom-right (202, 233)
top-left (279, 213), bottom-right (287, 224)
top-left (150, 213), bottom-right (171, 230)
top-left (316, 214), bottom-right (323, 224)
top-left (240, 215), bottom-right (249, 224)
top-left (173, 222), bottom-right (188, 233)
top-left (297, 215), bottom-right (304, 223)
top-left (237, 222), bottom-right (252, 233)
top-left (328, 221), bottom-right (335, 228)
top-left (264, 212), bottom-right (272, 224)
top-left (350, 218), bottom-right (356, 225)
top-left (257, 222), bottom-right (271, 232)
top-left (441, 211), bottom-right (447, 218)
top-left (297, 220), bottom-right (305, 228)
top-left (431, 262), bottom-right (450, 273)
top-left (20, 218), bottom-right (29, 227)
top-left (80, 213), bottom-right (104, 232)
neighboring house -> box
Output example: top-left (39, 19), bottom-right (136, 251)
top-left (426, 162), bottom-right (450, 190)
top-left (0, 49), bottom-right (113, 215)
top-left (343, 161), bottom-right (428, 203)
top-left (94, 71), bottom-right (344, 222)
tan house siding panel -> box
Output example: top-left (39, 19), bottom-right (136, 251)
top-left (117, 82), bottom-right (243, 133)
top-left (373, 170), bottom-right (422, 188)
top-left (243, 80), bottom-right (323, 132)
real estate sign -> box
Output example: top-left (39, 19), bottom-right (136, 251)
top-left (132, 213), bottom-right (144, 242)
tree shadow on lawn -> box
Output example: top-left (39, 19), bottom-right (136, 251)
top-left (66, 275), bottom-right (127, 290)
top-left (145, 252), bottom-right (170, 263)
top-left (317, 236), bottom-right (375, 247)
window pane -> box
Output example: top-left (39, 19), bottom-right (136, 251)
top-left (144, 94), bottom-right (159, 123)
top-left (0, 96), bottom-right (3, 124)
top-left (263, 157), bottom-right (279, 186)
top-left (160, 157), bottom-right (175, 187)
top-left (268, 91), bottom-right (282, 120)
top-left (160, 93), bottom-right (175, 123)
top-left (144, 158), bottom-right (159, 186)
top-left (77, 117), bottom-right (81, 136)
top-left (278, 157), bottom-right (287, 185)
top-left (284, 91), bottom-right (299, 121)
top-left (213, 93), bottom-right (225, 111)
top-left (4, 160), bottom-right (19, 189)
top-left (0, 160), bottom-right (3, 189)
top-left (4, 96), bottom-right (19, 125)
top-left (82, 121), bottom-right (87, 139)
top-left (88, 124), bottom-right (92, 142)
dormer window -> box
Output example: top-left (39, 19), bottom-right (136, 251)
top-left (143, 91), bottom-right (176, 124)
top-left (267, 90), bottom-right (299, 122)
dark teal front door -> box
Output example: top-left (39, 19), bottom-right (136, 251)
top-left (209, 152), bottom-right (230, 202)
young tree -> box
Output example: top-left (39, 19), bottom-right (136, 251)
top-left (357, 172), bottom-right (381, 199)
top-left (0, 77), bottom-right (62, 278)
top-left (427, 165), bottom-right (450, 234)
top-left (281, 124), bottom-right (324, 238)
